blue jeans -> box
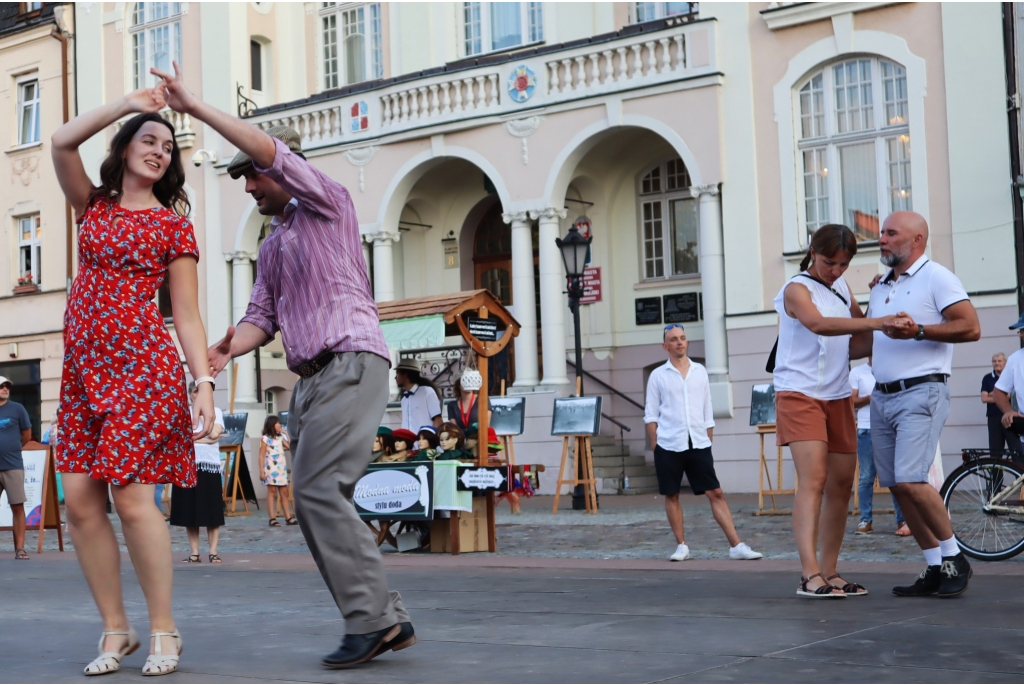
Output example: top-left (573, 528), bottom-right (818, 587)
top-left (857, 429), bottom-right (904, 525)
top-left (154, 483), bottom-right (165, 512)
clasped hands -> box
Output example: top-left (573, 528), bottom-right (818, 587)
top-left (880, 312), bottom-right (918, 339)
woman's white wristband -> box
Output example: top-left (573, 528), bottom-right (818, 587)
top-left (194, 376), bottom-right (216, 390)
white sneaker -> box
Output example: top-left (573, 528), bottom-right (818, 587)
top-left (729, 542), bottom-right (763, 560)
top-left (669, 543), bottom-right (690, 561)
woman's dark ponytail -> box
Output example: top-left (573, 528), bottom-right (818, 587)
top-left (800, 224), bottom-right (858, 272)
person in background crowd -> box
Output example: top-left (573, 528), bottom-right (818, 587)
top-left (849, 359), bottom-right (910, 537)
top-left (447, 368), bottom-right (482, 441)
top-left (994, 317), bottom-right (1024, 451)
top-left (396, 361), bottom-right (442, 431)
top-left (0, 376), bottom-right (32, 560)
top-left (870, 211), bottom-right (981, 598)
top-left (168, 54), bottom-right (415, 667)
top-left (171, 382), bottom-right (226, 563)
top-left (982, 352), bottom-right (1023, 459)
top-left (773, 224), bottom-right (906, 599)
top-left (644, 325), bottom-right (763, 563)
top-left (51, 82), bottom-right (216, 676)
top-left (260, 415), bottom-right (296, 527)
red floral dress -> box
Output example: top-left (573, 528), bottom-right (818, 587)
top-left (55, 196), bottom-right (198, 487)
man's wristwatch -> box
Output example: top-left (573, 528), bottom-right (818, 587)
top-left (914, 324), bottom-right (926, 341)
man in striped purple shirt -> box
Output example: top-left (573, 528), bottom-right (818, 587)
top-left (155, 63), bottom-right (414, 669)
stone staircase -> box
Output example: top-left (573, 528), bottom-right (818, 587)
top-left (591, 435), bottom-right (659, 495)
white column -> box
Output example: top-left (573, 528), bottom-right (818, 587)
top-left (228, 251), bottom-right (258, 405)
top-left (692, 184), bottom-right (733, 417)
top-left (531, 207), bottom-right (570, 386)
top-left (503, 211), bottom-right (539, 387)
top-left (361, 236), bottom-right (372, 280)
top-left (370, 231), bottom-right (399, 302)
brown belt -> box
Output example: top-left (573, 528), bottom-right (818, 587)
top-left (295, 350), bottom-right (340, 379)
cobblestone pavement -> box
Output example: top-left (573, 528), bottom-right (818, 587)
top-left (5, 493), bottom-right (1015, 565)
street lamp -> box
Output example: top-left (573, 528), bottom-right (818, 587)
top-left (556, 223), bottom-right (593, 510)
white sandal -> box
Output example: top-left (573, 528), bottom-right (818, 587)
top-left (141, 630), bottom-right (182, 676)
top-left (84, 627), bottom-right (140, 676)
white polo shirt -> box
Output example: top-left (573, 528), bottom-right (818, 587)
top-left (644, 359), bottom-right (715, 452)
top-left (400, 384), bottom-right (441, 432)
top-left (868, 255), bottom-right (969, 384)
top-left (995, 349), bottom-right (1024, 410)
top-left (848, 363), bottom-right (874, 429)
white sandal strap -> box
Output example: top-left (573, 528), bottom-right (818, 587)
top-left (85, 628), bottom-right (139, 676)
top-left (142, 631), bottom-right (182, 676)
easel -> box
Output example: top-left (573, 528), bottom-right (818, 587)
top-left (552, 378), bottom-right (598, 514)
top-left (222, 363), bottom-right (251, 516)
top-left (498, 380), bottom-right (516, 467)
top-left (755, 424), bottom-right (797, 516)
top-left (0, 442), bottom-right (64, 553)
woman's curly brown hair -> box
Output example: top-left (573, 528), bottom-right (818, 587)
top-left (88, 112), bottom-right (191, 217)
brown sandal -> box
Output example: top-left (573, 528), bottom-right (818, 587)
top-left (183, 554), bottom-right (201, 563)
top-left (14, 548), bottom-right (28, 560)
top-left (269, 518), bottom-right (280, 527)
top-left (827, 574), bottom-right (868, 596)
top-left (797, 573), bottom-right (846, 598)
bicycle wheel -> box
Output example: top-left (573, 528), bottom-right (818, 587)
top-left (942, 458), bottom-right (1024, 561)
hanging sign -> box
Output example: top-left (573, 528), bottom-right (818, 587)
top-left (457, 466), bottom-right (511, 492)
top-left (467, 316), bottom-right (498, 342)
top-left (580, 267), bottom-right (602, 304)
top-left (355, 462), bottom-right (434, 520)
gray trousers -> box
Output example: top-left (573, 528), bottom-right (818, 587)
top-left (287, 352), bottom-right (410, 634)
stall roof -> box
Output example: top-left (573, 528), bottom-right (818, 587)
top-left (376, 290), bottom-right (520, 352)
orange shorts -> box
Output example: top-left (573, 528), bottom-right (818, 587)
top-left (775, 391), bottom-right (858, 454)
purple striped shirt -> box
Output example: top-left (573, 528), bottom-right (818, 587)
top-left (239, 138), bottom-right (389, 373)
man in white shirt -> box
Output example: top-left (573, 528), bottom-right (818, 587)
top-left (869, 211), bottom-right (981, 598)
top-left (849, 359), bottom-right (907, 536)
top-left (644, 324), bottom-right (762, 562)
top-left (395, 361), bottom-right (442, 432)
top-left (992, 314), bottom-right (1024, 447)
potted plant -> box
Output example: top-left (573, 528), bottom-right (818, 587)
top-left (14, 273), bottom-right (37, 294)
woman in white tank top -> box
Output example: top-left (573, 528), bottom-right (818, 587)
top-left (773, 225), bottom-right (904, 598)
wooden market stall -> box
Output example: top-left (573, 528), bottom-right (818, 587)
top-left (375, 289), bottom-right (520, 553)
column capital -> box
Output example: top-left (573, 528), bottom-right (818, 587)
top-left (502, 211), bottom-right (531, 225)
top-left (366, 230), bottom-right (401, 244)
top-left (528, 207), bottom-right (568, 221)
top-left (689, 183), bottom-right (720, 198)
top-left (225, 250), bottom-right (257, 263)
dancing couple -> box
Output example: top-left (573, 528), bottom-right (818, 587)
top-left (52, 62), bottom-right (412, 677)
top-left (774, 217), bottom-right (979, 599)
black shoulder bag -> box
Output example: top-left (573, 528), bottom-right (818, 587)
top-left (765, 274), bottom-right (849, 373)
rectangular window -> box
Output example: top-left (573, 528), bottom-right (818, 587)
top-left (833, 59), bottom-right (873, 134)
top-left (464, 2), bottom-right (542, 56)
top-left (369, 3), bottom-right (383, 79)
top-left (323, 14), bottom-right (338, 89)
top-left (666, 158), bottom-right (691, 191)
top-left (490, 2), bottom-right (522, 51)
top-left (802, 147), bottom-right (829, 234)
top-left (799, 73), bottom-right (825, 140)
top-left (839, 142), bottom-right (879, 241)
top-left (886, 134), bottom-right (912, 212)
top-left (464, 2), bottom-right (482, 55)
top-left (670, 198), bottom-right (699, 276)
top-left (635, 2), bottom-right (656, 21)
top-left (18, 215), bottom-right (41, 285)
top-left (264, 390), bottom-right (276, 415)
top-left (881, 61), bottom-right (908, 127)
top-left (18, 80), bottom-right (41, 146)
top-left (642, 201), bottom-right (665, 279)
top-left (528, 2), bottom-right (543, 42)
top-left (131, 3), bottom-right (182, 89)
top-left (250, 40), bottom-right (263, 92)
top-left (635, 2), bottom-right (695, 22)
top-left (342, 7), bottom-right (366, 85)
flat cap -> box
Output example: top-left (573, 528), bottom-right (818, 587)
top-left (227, 125), bottom-right (303, 179)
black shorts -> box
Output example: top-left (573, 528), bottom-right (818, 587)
top-left (654, 445), bottom-right (721, 496)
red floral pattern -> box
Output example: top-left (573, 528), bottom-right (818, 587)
top-left (55, 196), bottom-right (199, 487)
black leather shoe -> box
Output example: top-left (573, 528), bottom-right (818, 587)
top-left (892, 565), bottom-right (941, 597)
top-left (374, 622), bottom-right (416, 656)
top-left (321, 625), bottom-right (401, 669)
top-left (937, 552), bottom-right (972, 598)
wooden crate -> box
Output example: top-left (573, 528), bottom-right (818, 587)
top-left (429, 496), bottom-right (489, 553)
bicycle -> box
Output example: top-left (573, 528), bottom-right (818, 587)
top-left (941, 449), bottom-right (1024, 561)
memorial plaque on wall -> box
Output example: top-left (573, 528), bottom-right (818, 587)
top-left (634, 297), bottom-right (662, 325)
top-left (663, 293), bottom-right (701, 323)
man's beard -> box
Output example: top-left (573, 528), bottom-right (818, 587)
top-left (880, 243), bottom-right (911, 267)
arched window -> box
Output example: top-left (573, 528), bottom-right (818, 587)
top-left (797, 57), bottom-right (911, 242)
top-left (130, 2), bottom-right (182, 89)
top-left (638, 158), bottom-right (698, 280)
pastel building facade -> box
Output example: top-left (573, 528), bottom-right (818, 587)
top-left (70, 2), bottom-right (1019, 493)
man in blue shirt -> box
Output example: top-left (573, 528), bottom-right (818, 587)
top-left (0, 376), bottom-right (32, 560)
top-left (982, 353), bottom-right (1023, 459)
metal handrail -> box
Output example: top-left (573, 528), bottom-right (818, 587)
top-left (601, 413), bottom-right (631, 432)
top-left (566, 360), bottom-right (645, 410)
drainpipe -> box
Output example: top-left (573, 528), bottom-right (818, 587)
top-left (1002, 2), bottom-right (1024, 316)
top-left (50, 7), bottom-right (73, 289)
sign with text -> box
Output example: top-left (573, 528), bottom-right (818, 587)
top-left (0, 449), bottom-right (45, 527)
top-left (635, 297), bottom-right (662, 325)
top-left (355, 462), bottom-right (434, 521)
top-left (467, 316), bottom-right (498, 342)
top-left (443, 241), bottom-right (459, 270)
top-left (663, 292), bottom-right (701, 323)
top-left (580, 267), bottom-right (602, 304)
top-left (457, 466), bottom-right (511, 492)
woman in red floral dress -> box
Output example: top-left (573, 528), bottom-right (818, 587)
top-left (52, 86), bottom-right (215, 677)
